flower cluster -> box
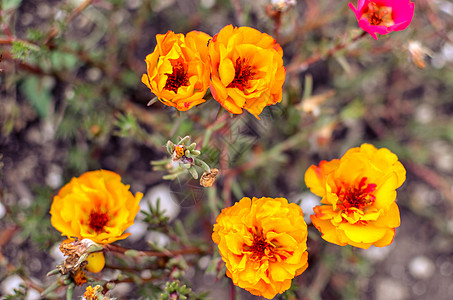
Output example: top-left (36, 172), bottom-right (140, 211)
top-left (349, 0), bottom-right (415, 40)
top-left (142, 25), bottom-right (285, 119)
top-left (48, 146), bottom-right (405, 298)
top-left (305, 144), bottom-right (406, 249)
top-left (48, 5), bottom-right (416, 296)
top-left (50, 170), bottom-right (142, 244)
top-left (212, 197), bottom-right (309, 299)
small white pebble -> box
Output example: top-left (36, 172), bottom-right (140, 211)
top-left (442, 42), bottom-right (453, 62)
top-left (87, 68), bottom-right (102, 82)
top-left (438, 0), bottom-right (453, 16)
top-left (361, 245), bottom-right (392, 262)
top-left (375, 278), bottom-right (407, 300)
top-left (1, 275), bottom-right (24, 295)
top-left (26, 288), bottom-right (41, 300)
top-left (440, 261), bottom-right (453, 276)
top-left (140, 269), bottom-right (152, 279)
top-left (50, 242), bottom-right (65, 265)
top-left (412, 282), bottom-right (427, 296)
top-left (144, 185), bottom-right (180, 221)
top-left (126, 0), bottom-right (142, 10)
top-left (432, 53), bottom-right (446, 69)
top-left (37, 4), bottom-right (52, 19)
top-left (296, 192), bottom-right (320, 224)
top-left (145, 230), bottom-right (170, 248)
top-left (200, 0), bottom-right (216, 9)
top-left (0, 202), bottom-right (6, 219)
top-left (408, 255), bottom-right (435, 279)
top-left (29, 258), bottom-right (42, 272)
top-left (111, 282), bottom-right (132, 297)
top-left (414, 104), bottom-right (434, 124)
top-left (198, 255), bottom-right (211, 270)
top-left (21, 13), bottom-right (34, 26)
top-left (46, 170), bottom-right (62, 189)
top-left (125, 221), bottom-right (148, 243)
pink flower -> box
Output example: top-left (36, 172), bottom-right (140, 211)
top-left (349, 0), bottom-right (415, 40)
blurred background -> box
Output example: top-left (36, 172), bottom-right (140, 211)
top-left (1, 0), bottom-right (453, 299)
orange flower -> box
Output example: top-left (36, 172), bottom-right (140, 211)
top-left (212, 197), bottom-right (308, 299)
top-left (83, 285), bottom-right (102, 300)
top-left (305, 144), bottom-right (406, 249)
top-left (142, 30), bottom-right (211, 111)
top-left (50, 170), bottom-right (142, 244)
top-left (208, 25), bottom-right (286, 119)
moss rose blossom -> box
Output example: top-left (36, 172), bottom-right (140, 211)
top-left (212, 197), bottom-right (308, 299)
top-left (50, 170), bottom-right (142, 244)
top-left (142, 30), bottom-right (211, 111)
top-left (305, 144), bottom-right (406, 249)
top-left (208, 25), bottom-right (286, 119)
top-left (349, 0), bottom-right (415, 40)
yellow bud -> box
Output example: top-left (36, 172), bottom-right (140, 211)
top-left (85, 252), bottom-right (105, 273)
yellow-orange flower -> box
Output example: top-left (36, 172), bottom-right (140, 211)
top-left (208, 25), bottom-right (286, 119)
top-left (212, 197), bottom-right (308, 299)
top-left (50, 170), bottom-right (142, 244)
top-left (142, 30), bottom-right (211, 111)
top-left (83, 285), bottom-right (102, 300)
top-left (305, 144), bottom-right (406, 249)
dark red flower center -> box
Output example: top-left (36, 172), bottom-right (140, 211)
top-left (244, 228), bottom-right (293, 262)
top-left (227, 58), bottom-right (256, 91)
top-left (88, 211), bottom-right (110, 233)
top-left (164, 61), bottom-right (189, 93)
top-left (338, 177), bottom-right (376, 210)
top-left (250, 235), bottom-right (269, 259)
top-left (243, 228), bottom-right (274, 261)
top-left (363, 2), bottom-right (394, 26)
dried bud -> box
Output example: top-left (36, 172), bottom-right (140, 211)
top-left (408, 40), bottom-right (432, 69)
top-left (270, 0), bottom-right (296, 12)
top-left (57, 239), bottom-right (104, 276)
top-left (73, 269), bottom-right (87, 286)
top-left (298, 90), bottom-right (335, 116)
top-left (200, 168), bottom-right (219, 187)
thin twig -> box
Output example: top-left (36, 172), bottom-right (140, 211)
top-left (287, 31), bottom-right (367, 74)
top-left (230, 0), bottom-right (244, 25)
top-left (224, 130), bottom-right (308, 177)
top-left (104, 243), bottom-right (210, 257)
top-left (45, 0), bottom-right (93, 45)
top-left (406, 162), bottom-right (453, 206)
top-left (230, 280), bottom-right (236, 300)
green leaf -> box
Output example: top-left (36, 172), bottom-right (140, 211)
top-left (2, 0), bottom-right (23, 11)
top-left (21, 76), bottom-right (51, 118)
top-left (340, 99), bottom-right (365, 121)
top-left (50, 51), bottom-right (78, 71)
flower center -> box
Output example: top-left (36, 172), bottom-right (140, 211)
top-left (250, 236), bottom-right (269, 259)
top-left (244, 229), bottom-right (274, 261)
top-left (227, 58), bottom-right (256, 91)
top-left (88, 211), bottom-right (110, 233)
top-left (362, 2), bottom-right (395, 27)
top-left (164, 61), bottom-right (189, 93)
top-left (338, 177), bottom-right (376, 210)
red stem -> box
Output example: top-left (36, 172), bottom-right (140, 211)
top-left (287, 31), bottom-right (367, 74)
top-left (104, 243), bottom-right (210, 257)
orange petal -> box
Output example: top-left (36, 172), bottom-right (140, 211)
top-left (311, 215), bottom-right (346, 246)
top-left (373, 228), bottom-right (396, 247)
top-left (338, 222), bottom-right (386, 244)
